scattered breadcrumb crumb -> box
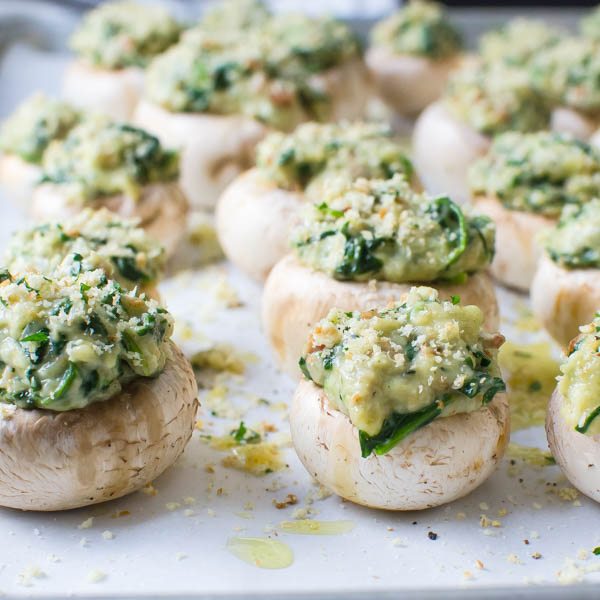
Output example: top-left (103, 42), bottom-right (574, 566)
top-left (78, 517), bottom-right (94, 530)
top-left (102, 531), bottom-right (114, 541)
top-left (475, 560), bottom-right (484, 570)
top-left (273, 494), bottom-right (298, 509)
top-left (166, 502), bottom-right (181, 511)
top-left (142, 483), bottom-right (158, 496)
top-left (18, 565), bottom-right (45, 586)
top-left (87, 570), bottom-right (106, 583)
top-left (507, 554), bottom-right (522, 565)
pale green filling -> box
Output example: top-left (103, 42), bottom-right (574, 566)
top-left (144, 11), bottom-right (359, 130)
top-left (294, 175), bottom-right (495, 283)
top-left (0, 269), bottom-right (173, 412)
top-left (545, 199), bottom-right (600, 269)
top-left (4, 208), bottom-right (165, 290)
top-left (256, 122), bottom-right (412, 195)
top-left (371, 0), bottom-right (461, 59)
top-left (445, 62), bottom-right (550, 135)
top-left (70, 0), bottom-right (181, 69)
top-left (558, 316), bottom-right (600, 435)
top-left (468, 132), bottom-right (600, 217)
top-left (0, 94), bottom-right (80, 164)
top-left (41, 118), bottom-right (179, 203)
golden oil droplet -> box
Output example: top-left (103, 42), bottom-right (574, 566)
top-left (226, 537), bottom-right (293, 569)
top-left (279, 519), bottom-right (355, 536)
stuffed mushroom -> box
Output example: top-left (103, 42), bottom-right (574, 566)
top-left (216, 122), bottom-right (414, 281)
top-left (531, 200), bottom-right (600, 347)
top-left (412, 61), bottom-right (550, 203)
top-left (469, 131), bottom-right (600, 291)
top-left (291, 286), bottom-right (509, 510)
top-left (478, 18), bottom-right (563, 68)
top-left (547, 316), bottom-right (600, 503)
top-left (366, 0), bottom-right (463, 119)
top-left (0, 94), bottom-right (81, 203)
top-left (134, 5), bottom-right (369, 210)
top-left (63, 1), bottom-right (181, 120)
top-left (31, 118), bottom-right (187, 256)
top-left (4, 208), bottom-right (166, 298)
top-left (262, 174), bottom-right (498, 376)
top-left (531, 37), bottom-right (600, 141)
top-left (0, 268), bottom-right (197, 511)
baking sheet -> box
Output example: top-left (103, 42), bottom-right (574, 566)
top-left (1, 6), bottom-right (600, 600)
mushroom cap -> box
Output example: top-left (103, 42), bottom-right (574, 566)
top-left (474, 195), bottom-right (555, 292)
top-left (546, 389), bottom-right (600, 503)
top-left (62, 60), bottom-right (144, 121)
top-left (216, 168), bottom-right (303, 282)
top-left (291, 379), bottom-right (509, 510)
top-left (0, 153), bottom-right (41, 207)
top-left (30, 181), bottom-right (188, 257)
top-left (551, 107), bottom-right (599, 142)
top-left (262, 254), bottom-right (499, 377)
top-left (531, 255), bottom-right (600, 348)
top-left (133, 99), bottom-right (268, 211)
top-left (0, 342), bottom-right (198, 511)
top-left (365, 47), bottom-right (460, 118)
top-left (412, 100), bottom-right (490, 205)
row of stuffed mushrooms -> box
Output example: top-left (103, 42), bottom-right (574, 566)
top-left (0, 0), bottom-right (599, 513)
top-left (213, 116), bottom-right (600, 508)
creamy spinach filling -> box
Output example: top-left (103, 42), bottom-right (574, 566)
top-left (4, 209), bottom-right (165, 290)
top-left (531, 37), bottom-right (600, 116)
top-left (558, 314), bottom-right (600, 435)
top-left (545, 199), bottom-right (600, 269)
top-left (478, 18), bottom-right (563, 67)
top-left (300, 287), bottom-right (505, 456)
top-left (145, 12), bottom-right (360, 130)
top-left (197, 0), bottom-right (270, 33)
top-left (0, 269), bottom-right (173, 411)
top-left (0, 94), bottom-right (80, 165)
top-left (70, 1), bottom-right (181, 69)
top-left (40, 119), bottom-right (179, 203)
top-left (371, 0), bottom-right (461, 59)
top-left (445, 62), bottom-right (550, 135)
top-left (294, 175), bottom-right (495, 283)
top-left (256, 122), bottom-right (413, 196)
top-left (468, 132), bottom-right (600, 217)
top-left (580, 6), bottom-right (600, 41)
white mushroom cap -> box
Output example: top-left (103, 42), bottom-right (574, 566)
top-left (30, 181), bottom-right (188, 257)
top-left (551, 107), bottom-right (599, 142)
top-left (546, 389), bottom-right (600, 503)
top-left (134, 99), bottom-right (268, 211)
top-left (365, 47), bottom-right (460, 118)
top-left (0, 343), bottom-right (198, 511)
top-left (291, 379), bottom-right (509, 510)
top-left (473, 196), bottom-right (555, 292)
top-left (262, 254), bottom-right (499, 377)
top-left (412, 100), bottom-right (490, 204)
top-left (216, 168), bottom-right (303, 282)
top-left (62, 60), bottom-right (145, 121)
top-left (0, 153), bottom-right (41, 208)
top-left (531, 255), bottom-right (600, 348)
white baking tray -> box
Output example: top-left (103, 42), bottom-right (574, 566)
top-left (0, 6), bottom-right (599, 599)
